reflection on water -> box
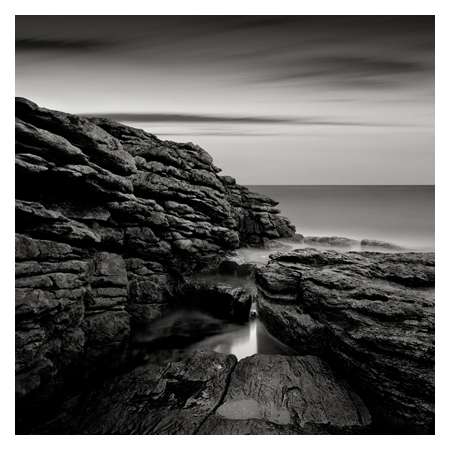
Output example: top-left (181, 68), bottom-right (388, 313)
top-left (197, 319), bottom-right (257, 360)
top-left (190, 318), bottom-right (293, 360)
top-left (134, 308), bottom-right (294, 361)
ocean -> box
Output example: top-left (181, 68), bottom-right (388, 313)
top-left (248, 185), bottom-right (435, 252)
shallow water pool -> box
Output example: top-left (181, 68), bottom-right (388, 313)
top-left (133, 308), bottom-right (294, 361)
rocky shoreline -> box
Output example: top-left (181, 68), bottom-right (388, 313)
top-left (15, 98), bottom-right (434, 434)
top-left (256, 249), bottom-right (435, 432)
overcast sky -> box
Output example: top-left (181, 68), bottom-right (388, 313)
top-left (15, 16), bottom-right (434, 185)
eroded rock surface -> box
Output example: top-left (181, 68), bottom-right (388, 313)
top-left (30, 352), bottom-right (371, 435)
top-left (199, 354), bottom-right (371, 434)
top-left (256, 249), bottom-right (435, 432)
top-left (15, 97), bottom-right (294, 405)
top-left (31, 351), bottom-right (237, 434)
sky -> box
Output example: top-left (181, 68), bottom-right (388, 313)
top-left (15, 16), bottom-right (434, 185)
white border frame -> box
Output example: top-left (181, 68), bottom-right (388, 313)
top-left (2, 1), bottom-right (447, 447)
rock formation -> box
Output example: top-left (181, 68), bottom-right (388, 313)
top-left (256, 248), bottom-right (435, 432)
top-left (303, 236), bottom-right (359, 248)
top-left (31, 351), bottom-right (237, 434)
top-left (200, 354), bottom-right (371, 434)
top-left (29, 352), bottom-right (371, 435)
top-left (15, 97), bottom-right (295, 408)
top-left (15, 97), bottom-right (434, 435)
top-left (178, 277), bottom-right (254, 322)
top-left (360, 239), bottom-right (404, 251)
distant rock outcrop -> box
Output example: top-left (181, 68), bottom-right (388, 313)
top-left (256, 249), bottom-right (435, 432)
top-left (303, 235), bottom-right (359, 248)
top-left (360, 238), bottom-right (404, 251)
top-left (15, 97), bottom-right (295, 406)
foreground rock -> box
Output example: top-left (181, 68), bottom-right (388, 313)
top-left (199, 354), bottom-right (371, 434)
top-left (256, 249), bottom-right (435, 432)
top-left (15, 98), bottom-right (294, 408)
top-left (31, 351), bottom-right (237, 434)
top-left (29, 352), bottom-right (371, 435)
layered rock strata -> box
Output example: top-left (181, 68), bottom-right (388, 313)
top-left (15, 97), bottom-right (295, 405)
top-left (256, 249), bottom-right (435, 432)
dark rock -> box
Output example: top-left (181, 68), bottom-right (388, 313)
top-left (31, 351), bottom-right (237, 434)
top-left (256, 248), bottom-right (435, 432)
top-left (29, 351), bottom-right (372, 435)
top-left (218, 254), bottom-right (256, 278)
top-left (16, 97), bottom-right (295, 407)
top-left (236, 263), bottom-right (256, 278)
top-left (16, 97), bottom-right (137, 177)
top-left (199, 354), bottom-right (371, 434)
top-left (178, 278), bottom-right (254, 322)
top-left (15, 240), bottom-right (130, 406)
top-left (125, 258), bottom-right (177, 326)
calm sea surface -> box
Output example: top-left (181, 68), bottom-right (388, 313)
top-left (248, 185), bottom-right (435, 251)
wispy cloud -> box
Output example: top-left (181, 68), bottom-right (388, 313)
top-left (15, 38), bottom-right (113, 52)
top-left (86, 112), bottom-right (411, 128)
top-left (301, 56), bottom-right (428, 77)
top-left (259, 55), bottom-right (432, 88)
top-left (84, 112), bottom-right (298, 124)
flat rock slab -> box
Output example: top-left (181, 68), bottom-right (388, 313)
top-left (199, 354), bottom-right (371, 434)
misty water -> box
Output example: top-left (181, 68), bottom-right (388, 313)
top-left (133, 270), bottom-right (294, 361)
top-left (134, 308), bottom-right (294, 361)
top-left (250, 185), bottom-right (435, 251)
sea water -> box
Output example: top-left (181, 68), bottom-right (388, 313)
top-left (250, 185), bottom-right (434, 251)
